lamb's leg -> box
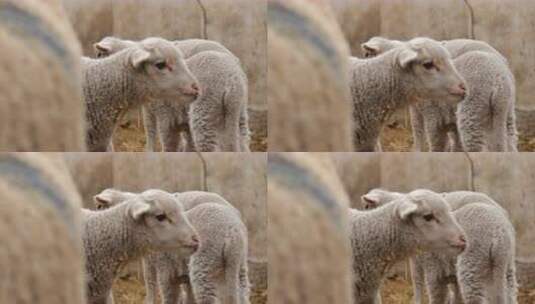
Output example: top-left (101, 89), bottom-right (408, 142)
top-left (142, 106), bottom-right (158, 152)
top-left (410, 259), bottom-right (425, 304)
top-left (159, 271), bottom-right (181, 304)
top-left (239, 263), bottom-right (251, 304)
top-left (456, 259), bottom-right (487, 304)
top-left (183, 130), bottom-right (196, 152)
top-left (425, 122), bottom-right (449, 152)
top-left (219, 91), bottom-right (241, 151)
top-left (190, 254), bottom-right (222, 304)
top-left (142, 259), bottom-right (158, 304)
top-left (505, 263), bottom-right (518, 303)
top-left (426, 276), bottom-right (449, 304)
top-left (238, 104), bottom-right (251, 152)
top-left (506, 105), bottom-right (518, 152)
top-left (450, 282), bottom-right (464, 304)
top-left (189, 100), bottom-right (220, 152)
top-left (457, 102), bottom-right (487, 152)
top-left (410, 105), bottom-right (427, 151)
top-left (160, 124), bottom-right (181, 152)
top-left (449, 130), bottom-right (464, 152)
top-left (488, 103), bottom-right (508, 152)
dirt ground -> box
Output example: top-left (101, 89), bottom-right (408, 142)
top-left (382, 275), bottom-right (535, 304)
top-left (380, 121), bottom-right (535, 152)
top-left (112, 274), bottom-right (267, 304)
top-left (112, 118), bottom-right (267, 152)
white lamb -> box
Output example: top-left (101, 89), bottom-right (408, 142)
top-left (94, 37), bottom-right (250, 152)
top-left (362, 37), bottom-right (517, 152)
top-left (362, 189), bottom-right (517, 304)
top-left (349, 189), bottom-right (466, 303)
top-left (349, 38), bottom-right (467, 151)
top-left (82, 189), bottom-right (199, 304)
top-left (82, 37), bottom-right (200, 152)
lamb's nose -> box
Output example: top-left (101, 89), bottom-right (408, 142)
top-left (457, 235), bottom-right (467, 251)
top-left (191, 235), bottom-right (200, 250)
top-left (191, 83), bottom-right (200, 96)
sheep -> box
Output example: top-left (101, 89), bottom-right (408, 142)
top-left (268, 152), bottom-right (353, 303)
top-left (93, 189), bottom-right (250, 304)
top-left (0, 153), bottom-right (85, 304)
top-left (81, 189), bottom-right (199, 304)
top-left (268, 0), bottom-right (354, 152)
top-left (350, 38), bottom-right (467, 151)
top-left (82, 37), bottom-right (200, 152)
top-left (361, 189), bottom-right (517, 304)
top-left (93, 37), bottom-right (250, 152)
top-left (362, 37), bottom-right (517, 152)
top-left (350, 189), bottom-right (466, 304)
top-left (0, 0), bottom-right (85, 151)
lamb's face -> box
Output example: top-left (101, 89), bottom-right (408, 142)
top-left (400, 38), bottom-right (467, 104)
top-left (132, 38), bottom-right (200, 103)
top-left (130, 189), bottom-right (199, 255)
top-left (400, 189), bottom-right (466, 255)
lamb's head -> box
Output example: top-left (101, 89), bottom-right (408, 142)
top-left (126, 189), bottom-right (199, 255)
top-left (94, 36), bottom-right (200, 103)
top-left (396, 189), bottom-right (466, 254)
top-left (398, 38), bottom-right (467, 103)
top-left (93, 188), bottom-right (136, 210)
top-left (361, 36), bottom-right (404, 58)
top-left (360, 188), bottom-right (404, 209)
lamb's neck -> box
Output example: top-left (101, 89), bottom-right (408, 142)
top-left (351, 204), bottom-right (416, 271)
top-left (84, 205), bottom-right (146, 275)
top-left (350, 54), bottom-right (410, 127)
top-left (83, 51), bottom-right (141, 134)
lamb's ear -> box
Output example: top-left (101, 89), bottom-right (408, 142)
top-left (93, 41), bottom-right (112, 54)
top-left (361, 41), bottom-right (381, 57)
top-left (397, 48), bottom-right (419, 68)
top-left (130, 48), bottom-right (151, 69)
top-left (397, 198), bottom-right (419, 220)
top-left (129, 201), bottom-right (152, 221)
top-left (361, 193), bottom-right (381, 209)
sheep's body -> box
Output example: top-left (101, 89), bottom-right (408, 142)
top-left (349, 189), bottom-right (466, 304)
top-left (82, 38), bottom-right (199, 152)
top-left (143, 203), bottom-right (250, 304)
top-left (82, 190), bottom-right (198, 304)
top-left (0, 154), bottom-right (85, 304)
top-left (361, 189), bottom-right (517, 304)
top-left (350, 38), bottom-right (466, 151)
top-left (363, 37), bottom-right (517, 152)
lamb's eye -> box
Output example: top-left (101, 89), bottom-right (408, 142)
top-left (423, 61), bottom-right (435, 70)
top-left (155, 61), bottom-right (167, 70)
top-left (423, 214), bottom-right (435, 222)
top-left (155, 214), bottom-right (167, 222)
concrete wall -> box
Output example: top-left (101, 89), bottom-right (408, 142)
top-left (332, 152), bottom-right (535, 261)
top-left (61, 0), bottom-right (266, 110)
top-left (330, 0), bottom-right (535, 110)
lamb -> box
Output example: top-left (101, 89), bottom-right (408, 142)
top-left (362, 37), bottom-right (517, 152)
top-left (361, 189), bottom-right (517, 304)
top-left (94, 37), bottom-right (251, 152)
top-left (0, 153), bottom-right (85, 304)
top-left (82, 37), bottom-right (200, 151)
top-left (349, 37), bottom-right (467, 151)
top-left (349, 189), bottom-right (466, 304)
top-left (81, 189), bottom-right (199, 304)
top-left (93, 189), bottom-right (250, 304)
